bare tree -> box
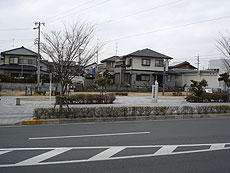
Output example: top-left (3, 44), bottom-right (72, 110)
top-left (41, 22), bottom-right (98, 109)
top-left (217, 32), bottom-right (230, 72)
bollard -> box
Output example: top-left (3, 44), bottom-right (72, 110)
top-left (16, 98), bottom-right (20, 105)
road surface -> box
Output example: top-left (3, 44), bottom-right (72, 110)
top-left (1, 118), bottom-right (230, 172)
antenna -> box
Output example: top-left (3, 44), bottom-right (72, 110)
top-left (115, 42), bottom-right (118, 56)
top-left (12, 38), bottom-right (15, 48)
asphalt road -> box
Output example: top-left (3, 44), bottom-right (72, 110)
top-left (1, 118), bottom-right (230, 173)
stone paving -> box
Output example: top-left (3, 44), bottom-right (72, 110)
top-left (1, 96), bottom-right (230, 125)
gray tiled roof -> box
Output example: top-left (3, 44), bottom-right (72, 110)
top-left (124, 48), bottom-right (173, 59)
top-left (169, 61), bottom-right (197, 69)
top-left (101, 56), bottom-right (120, 63)
top-left (1, 46), bottom-right (38, 57)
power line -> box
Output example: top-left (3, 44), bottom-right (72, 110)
top-left (103, 15), bottom-right (230, 44)
top-left (46, 0), bottom-right (98, 22)
top-left (0, 27), bottom-right (31, 31)
top-left (49, 0), bottom-right (113, 24)
top-left (96, 0), bottom-right (184, 26)
top-left (0, 38), bottom-right (34, 42)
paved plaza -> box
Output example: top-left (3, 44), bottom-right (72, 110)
top-left (1, 96), bottom-right (230, 125)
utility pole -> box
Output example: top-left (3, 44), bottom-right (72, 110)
top-left (162, 59), bottom-right (166, 96)
top-left (12, 39), bottom-right (15, 48)
top-left (96, 38), bottom-right (99, 75)
top-left (33, 22), bottom-right (45, 90)
top-left (196, 54), bottom-right (200, 70)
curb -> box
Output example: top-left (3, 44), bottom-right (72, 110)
top-left (23, 120), bottom-right (43, 125)
top-left (21, 113), bottom-right (230, 125)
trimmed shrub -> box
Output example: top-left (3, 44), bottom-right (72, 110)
top-left (55, 93), bottom-right (116, 105)
top-left (186, 95), bottom-right (200, 103)
top-left (115, 92), bottom-right (128, 96)
top-left (186, 93), bottom-right (229, 103)
top-left (33, 105), bottom-right (230, 119)
top-left (34, 91), bottom-right (46, 95)
top-left (153, 106), bottom-right (168, 115)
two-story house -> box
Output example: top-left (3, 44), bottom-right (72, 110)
top-left (101, 48), bottom-right (173, 88)
top-left (0, 46), bottom-right (38, 79)
top-left (101, 56), bottom-right (119, 75)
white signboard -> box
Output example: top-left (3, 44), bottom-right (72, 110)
top-left (152, 80), bottom-right (158, 103)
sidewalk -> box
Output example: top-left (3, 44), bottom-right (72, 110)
top-left (1, 96), bottom-right (230, 125)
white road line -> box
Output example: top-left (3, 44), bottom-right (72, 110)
top-left (0, 143), bottom-right (230, 151)
top-left (15, 148), bottom-right (71, 166)
top-left (88, 147), bottom-right (126, 161)
top-left (153, 145), bottom-right (177, 156)
top-left (28, 131), bottom-right (150, 140)
top-left (0, 150), bottom-right (11, 155)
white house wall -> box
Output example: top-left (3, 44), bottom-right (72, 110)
top-left (182, 72), bottom-right (219, 88)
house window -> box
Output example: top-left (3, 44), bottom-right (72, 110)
top-left (142, 59), bottom-right (150, 66)
top-left (141, 74), bottom-right (150, 81)
top-left (127, 58), bottom-right (132, 66)
top-left (155, 60), bottom-right (164, 67)
top-left (28, 59), bottom-right (36, 65)
top-left (136, 74), bottom-right (150, 81)
top-left (9, 57), bottom-right (19, 64)
top-left (136, 74), bottom-right (141, 81)
top-left (19, 58), bottom-right (29, 64)
top-left (167, 75), bottom-right (172, 82)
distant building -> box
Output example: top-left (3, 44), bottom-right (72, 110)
top-left (208, 59), bottom-right (230, 73)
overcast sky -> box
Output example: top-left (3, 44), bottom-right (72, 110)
top-left (0, 0), bottom-right (230, 69)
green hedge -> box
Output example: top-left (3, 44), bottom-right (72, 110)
top-left (114, 92), bottom-right (128, 96)
top-left (186, 93), bottom-right (229, 103)
top-left (33, 105), bottom-right (230, 119)
top-left (56, 93), bottom-right (116, 105)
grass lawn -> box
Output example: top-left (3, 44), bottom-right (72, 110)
top-left (19, 97), bottom-right (55, 101)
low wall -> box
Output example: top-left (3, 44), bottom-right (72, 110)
top-left (0, 82), bottom-right (36, 91)
top-left (0, 82), bottom-right (53, 91)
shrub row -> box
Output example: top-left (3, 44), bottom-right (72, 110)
top-left (56, 93), bottom-right (116, 105)
top-left (34, 91), bottom-right (46, 95)
top-left (186, 93), bottom-right (229, 103)
top-left (114, 92), bottom-right (128, 96)
top-left (33, 105), bottom-right (230, 119)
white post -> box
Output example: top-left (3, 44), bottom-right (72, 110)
top-left (49, 73), bottom-right (52, 104)
top-left (152, 80), bottom-right (158, 103)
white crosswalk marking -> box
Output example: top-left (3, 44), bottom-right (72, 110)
top-left (209, 144), bottom-right (225, 150)
top-left (153, 145), bottom-right (177, 156)
top-left (15, 148), bottom-right (71, 166)
top-left (0, 143), bottom-right (230, 167)
top-left (0, 150), bottom-right (11, 155)
top-left (88, 147), bottom-right (126, 161)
